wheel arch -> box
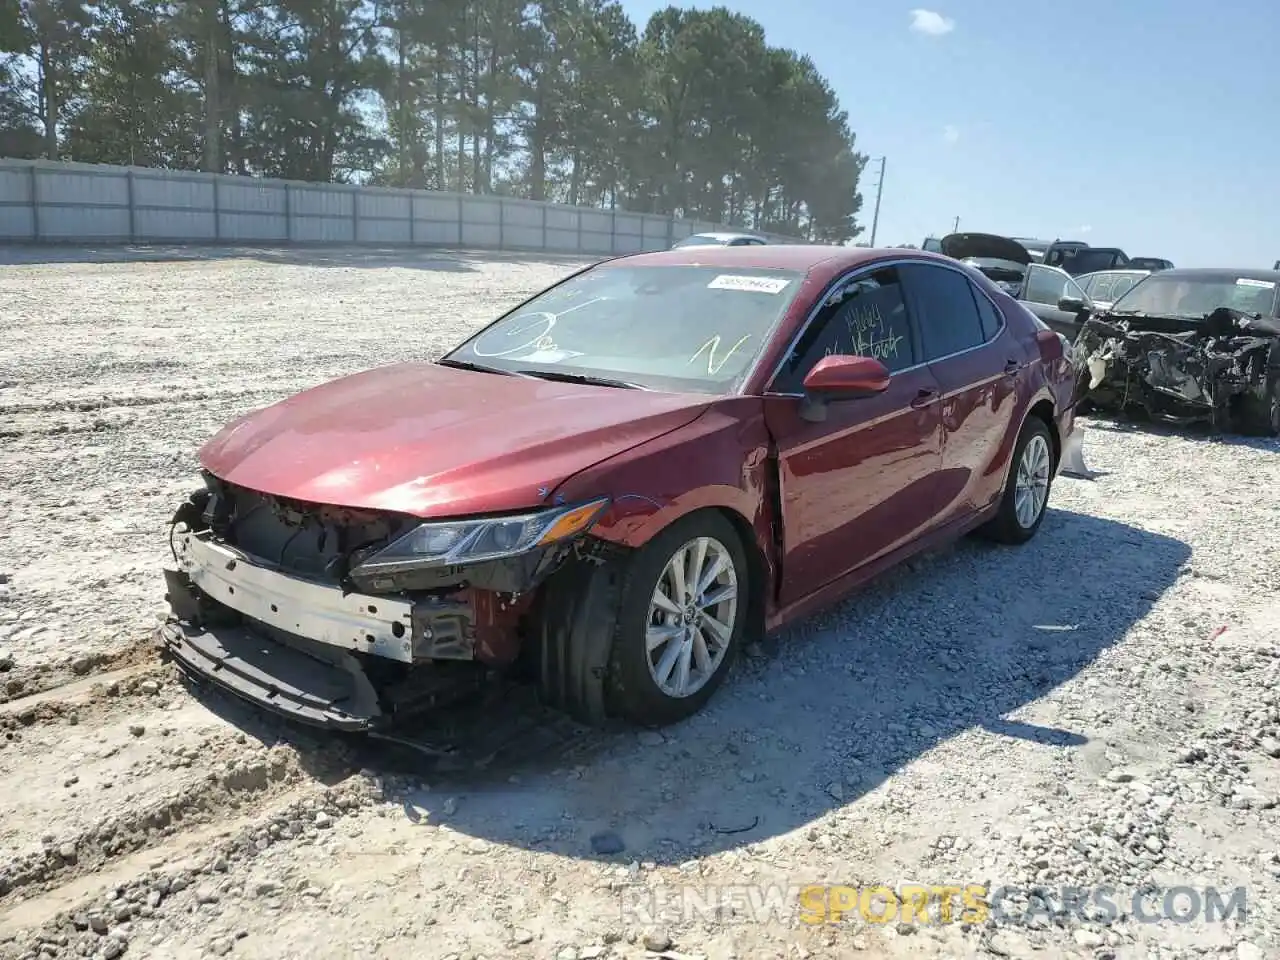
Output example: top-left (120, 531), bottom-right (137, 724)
top-left (589, 497), bottom-right (771, 646)
top-left (1026, 395), bottom-right (1061, 470)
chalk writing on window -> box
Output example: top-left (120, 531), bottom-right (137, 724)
top-left (823, 299), bottom-right (904, 361)
top-left (688, 333), bottom-right (752, 374)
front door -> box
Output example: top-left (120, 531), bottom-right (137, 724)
top-left (900, 262), bottom-right (1025, 524)
top-left (1018, 264), bottom-right (1091, 337)
top-left (763, 263), bottom-right (945, 608)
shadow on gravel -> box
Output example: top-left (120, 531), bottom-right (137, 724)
top-left (0, 243), bottom-right (600, 272)
top-left (183, 505), bottom-right (1192, 869)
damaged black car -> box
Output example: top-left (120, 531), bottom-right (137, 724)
top-left (1072, 268), bottom-right (1280, 436)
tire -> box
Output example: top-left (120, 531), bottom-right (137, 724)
top-left (979, 415), bottom-right (1055, 545)
top-left (604, 511), bottom-right (750, 727)
top-left (1238, 368), bottom-right (1280, 438)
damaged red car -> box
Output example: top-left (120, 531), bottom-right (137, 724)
top-left (160, 245), bottom-right (1078, 732)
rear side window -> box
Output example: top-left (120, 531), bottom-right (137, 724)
top-left (900, 263), bottom-right (986, 361)
top-left (972, 286), bottom-right (1003, 340)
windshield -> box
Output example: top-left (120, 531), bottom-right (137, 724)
top-left (922, 238), bottom-right (943, 253)
top-left (672, 234), bottom-right (727, 248)
top-left (446, 264), bottom-right (805, 393)
top-left (1110, 273), bottom-right (1279, 319)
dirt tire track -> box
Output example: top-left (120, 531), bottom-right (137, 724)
top-left (0, 638), bottom-right (160, 708)
top-left (0, 773), bottom-right (381, 956)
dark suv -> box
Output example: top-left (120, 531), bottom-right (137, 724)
top-left (1055, 247), bottom-right (1130, 275)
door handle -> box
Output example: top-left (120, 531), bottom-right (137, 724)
top-left (910, 389), bottom-right (939, 409)
top-left (1003, 359), bottom-right (1020, 375)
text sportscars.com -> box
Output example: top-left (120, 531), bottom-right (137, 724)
top-left (618, 883), bottom-right (1249, 926)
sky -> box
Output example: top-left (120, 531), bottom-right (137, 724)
top-left (616, 0), bottom-right (1280, 268)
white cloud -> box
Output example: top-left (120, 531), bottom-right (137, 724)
top-left (1078, 225), bottom-right (1093, 234)
top-left (910, 9), bottom-right (955, 36)
top-left (942, 125), bottom-right (960, 145)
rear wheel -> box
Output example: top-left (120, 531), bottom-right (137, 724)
top-left (979, 416), bottom-right (1055, 545)
top-left (605, 512), bottom-right (749, 727)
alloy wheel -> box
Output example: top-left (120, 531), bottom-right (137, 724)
top-left (1014, 434), bottom-right (1052, 529)
top-left (645, 536), bottom-right (739, 699)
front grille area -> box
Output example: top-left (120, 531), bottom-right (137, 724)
top-left (206, 478), bottom-right (417, 582)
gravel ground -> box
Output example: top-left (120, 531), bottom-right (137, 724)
top-left (1, 244), bottom-right (1279, 960)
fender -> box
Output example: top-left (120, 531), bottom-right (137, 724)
top-left (549, 397), bottom-right (779, 597)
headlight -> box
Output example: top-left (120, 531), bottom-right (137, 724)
top-left (350, 498), bottom-right (611, 576)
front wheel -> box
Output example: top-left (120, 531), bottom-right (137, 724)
top-left (979, 415), bottom-right (1055, 545)
top-left (605, 512), bottom-right (749, 727)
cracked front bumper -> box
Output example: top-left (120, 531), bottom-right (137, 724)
top-left (159, 617), bottom-right (384, 731)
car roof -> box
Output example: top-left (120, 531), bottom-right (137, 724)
top-left (1078, 269), bottom-right (1151, 278)
top-left (610, 243), bottom-right (901, 272)
top-left (682, 231), bottom-right (761, 240)
top-left (1147, 267), bottom-right (1280, 283)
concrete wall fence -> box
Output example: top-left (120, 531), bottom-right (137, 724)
top-left (0, 157), bottom-right (800, 254)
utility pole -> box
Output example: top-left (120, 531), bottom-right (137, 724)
top-left (868, 156), bottom-right (886, 247)
top-left (952, 215), bottom-right (960, 233)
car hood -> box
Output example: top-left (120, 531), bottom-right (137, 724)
top-left (940, 233), bottom-right (1033, 266)
top-left (198, 361), bottom-right (715, 518)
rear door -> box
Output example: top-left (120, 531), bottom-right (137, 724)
top-left (1017, 264), bottom-right (1092, 337)
top-left (899, 262), bottom-right (1023, 523)
top-left (763, 263), bottom-right (945, 607)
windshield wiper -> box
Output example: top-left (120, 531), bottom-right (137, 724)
top-left (437, 358), bottom-right (532, 377)
top-left (514, 369), bottom-right (648, 390)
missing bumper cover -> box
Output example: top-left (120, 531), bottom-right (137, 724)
top-left (172, 530), bottom-right (472, 662)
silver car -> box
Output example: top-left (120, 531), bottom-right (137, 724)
top-left (671, 231), bottom-right (768, 249)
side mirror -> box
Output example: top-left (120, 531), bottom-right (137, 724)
top-left (799, 355), bottom-right (890, 421)
top-left (1058, 295), bottom-right (1087, 313)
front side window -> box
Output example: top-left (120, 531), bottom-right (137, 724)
top-left (900, 263), bottom-right (987, 360)
top-left (771, 265), bottom-right (917, 392)
top-left (447, 264), bottom-right (805, 394)
top-left (1023, 265), bottom-right (1085, 306)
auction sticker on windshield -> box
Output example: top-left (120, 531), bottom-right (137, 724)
top-left (707, 275), bottom-right (793, 294)
top-left (1235, 278), bottom-right (1276, 288)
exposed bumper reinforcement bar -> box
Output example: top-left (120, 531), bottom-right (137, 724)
top-left (158, 619), bottom-right (384, 732)
top-left (174, 530), bottom-right (417, 663)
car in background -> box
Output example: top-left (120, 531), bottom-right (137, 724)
top-left (158, 244), bottom-right (1078, 735)
top-left (1073, 267), bottom-right (1280, 435)
top-left (1127, 257), bottom-right (1174, 272)
top-left (1058, 247), bottom-right (1130, 276)
top-left (672, 231), bottom-right (767, 249)
top-left (1075, 269), bottom-right (1152, 311)
top-left (1014, 238), bottom-right (1089, 266)
top-left (934, 234), bottom-right (1093, 338)
top-left (938, 233), bottom-right (1032, 295)
top-left (921, 237), bottom-right (943, 253)
top-left (1012, 263), bottom-right (1099, 338)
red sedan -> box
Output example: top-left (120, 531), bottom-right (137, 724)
top-left (160, 244), bottom-right (1078, 731)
